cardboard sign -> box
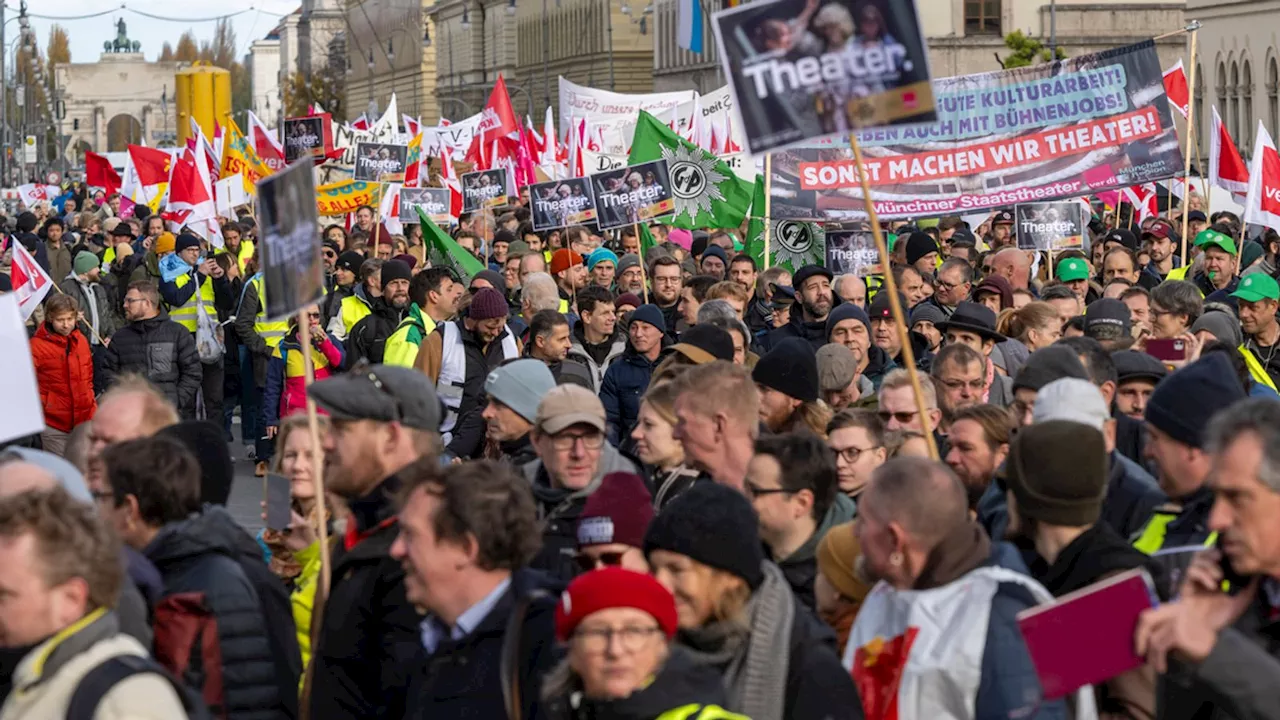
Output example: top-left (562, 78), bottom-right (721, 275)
top-left (1016, 202), bottom-right (1087, 251)
top-left (256, 160), bottom-right (325, 320)
top-left (591, 159), bottom-right (676, 229)
top-left (0, 294), bottom-right (45, 444)
top-left (400, 187), bottom-right (454, 225)
top-left (530, 178), bottom-right (598, 230)
top-left (826, 225), bottom-right (882, 277)
top-left (283, 114), bottom-right (333, 163)
top-left (713, 0), bottom-right (936, 154)
top-left (461, 169), bottom-right (512, 212)
top-left (354, 142), bottom-right (409, 182)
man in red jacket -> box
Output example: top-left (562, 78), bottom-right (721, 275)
top-left (30, 294), bottom-right (96, 456)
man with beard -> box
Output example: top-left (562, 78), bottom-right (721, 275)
top-left (348, 259), bottom-right (412, 365)
top-left (1113, 351), bottom-right (1167, 420)
top-left (826, 302), bottom-right (896, 393)
top-left (1141, 218), bottom-right (1182, 283)
top-left (101, 281), bottom-right (202, 419)
top-left (650, 256), bottom-right (684, 337)
top-left (943, 404), bottom-right (1012, 511)
top-left (550, 249), bottom-right (588, 310)
top-left (752, 338), bottom-right (829, 436)
top-left (525, 310), bottom-right (593, 390)
top-left (768, 265), bottom-right (833, 351)
top-left (481, 359), bottom-right (556, 467)
top-left (614, 254), bottom-right (647, 297)
top-left (868, 291), bottom-right (934, 371)
top-left (930, 343), bottom-right (989, 434)
top-left (306, 365), bottom-right (443, 720)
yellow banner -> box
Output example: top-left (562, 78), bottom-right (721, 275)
top-left (221, 118), bottom-right (273, 193)
top-left (316, 179), bottom-right (383, 217)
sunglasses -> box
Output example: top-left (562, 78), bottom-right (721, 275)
top-left (574, 551), bottom-right (625, 572)
top-left (878, 410), bottom-right (921, 424)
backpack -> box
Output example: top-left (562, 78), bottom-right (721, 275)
top-left (65, 653), bottom-right (212, 720)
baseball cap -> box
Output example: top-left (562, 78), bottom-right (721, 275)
top-left (1056, 257), bottom-right (1090, 282)
top-left (1195, 228), bottom-right (1237, 255)
top-left (1105, 228), bottom-right (1139, 250)
top-left (992, 209), bottom-right (1014, 225)
top-left (535, 385), bottom-right (606, 434)
top-left (1083, 298), bottom-right (1132, 340)
top-left (1141, 220), bottom-right (1175, 241)
top-left (1231, 272), bottom-right (1280, 303)
top-left (1032, 378), bottom-right (1110, 431)
top-left (308, 364), bottom-right (443, 431)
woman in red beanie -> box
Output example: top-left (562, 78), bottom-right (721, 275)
top-left (542, 567), bottom-right (747, 720)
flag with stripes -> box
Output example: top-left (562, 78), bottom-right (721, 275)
top-left (678, 0), bottom-right (704, 53)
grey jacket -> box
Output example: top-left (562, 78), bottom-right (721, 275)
top-left (567, 332), bottom-right (627, 389)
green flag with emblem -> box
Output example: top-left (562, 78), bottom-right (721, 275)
top-left (741, 174), bottom-right (824, 272)
top-left (744, 174), bottom-right (767, 268)
top-left (417, 207), bottom-right (486, 282)
top-left (639, 222), bottom-right (659, 256)
top-left (628, 111), bottom-right (753, 230)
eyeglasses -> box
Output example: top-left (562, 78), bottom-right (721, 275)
top-left (572, 625), bottom-right (664, 654)
top-left (574, 551), bottom-right (625, 572)
top-left (935, 278), bottom-right (969, 293)
top-left (744, 480), bottom-right (795, 499)
top-left (878, 409), bottom-right (920, 424)
top-left (123, 297), bottom-right (147, 305)
top-left (831, 445), bottom-right (881, 464)
top-left (546, 431), bottom-right (605, 451)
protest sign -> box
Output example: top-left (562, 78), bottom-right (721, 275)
top-left (215, 176), bottom-right (251, 220)
top-left (770, 40), bottom-right (1183, 221)
top-left (713, 0), bottom-right (935, 154)
top-left (400, 187), bottom-right (454, 225)
top-left (530, 178), bottom-right (598, 230)
top-left (315, 179), bottom-right (382, 217)
top-left (1016, 202), bottom-right (1087, 251)
top-left (591, 160), bottom-right (676, 229)
top-left (257, 160), bottom-right (325, 320)
top-left (0, 294), bottom-right (45, 444)
top-left (559, 77), bottom-right (696, 141)
top-left (461, 169), bottom-right (512, 212)
top-left (354, 142), bottom-right (409, 182)
top-left (825, 225), bottom-right (882, 276)
top-left (284, 115), bottom-right (332, 163)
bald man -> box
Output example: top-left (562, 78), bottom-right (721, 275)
top-left (0, 459), bottom-right (61, 497)
top-left (87, 379), bottom-right (180, 493)
top-left (990, 248), bottom-right (1031, 291)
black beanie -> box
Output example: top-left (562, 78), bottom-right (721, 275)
top-left (905, 231), bottom-right (938, 265)
top-left (1012, 346), bottom-right (1090, 393)
top-left (826, 302), bottom-right (871, 339)
top-left (644, 482), bottom-right (765, 589)
top-left (1005, 421), bottom-right (1107, 527)
top-left (1145, 353), bottom-right (1245, 449)
top-left (381, 259), bottom-right (413, 287)
top-left (752, 337), bottom-right (820, 402)
top-left (158, 420), bottom-right (234, 506)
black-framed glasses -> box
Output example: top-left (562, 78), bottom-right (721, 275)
top-left (574, 551), bottom-right (625, 572)
top-left (744, 480), bottom-right (795, 499)
top-left (351, 360), bottom-right (404, 422)
top-left (572, 625), bottom-right (664, 654)
top-left (831, 445), bottom-right (882, 464)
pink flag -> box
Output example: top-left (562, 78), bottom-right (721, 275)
top-left (10, 242), bottom-right (52, 320)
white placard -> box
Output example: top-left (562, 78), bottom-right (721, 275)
top-left (0, 295), bottom-right (46, 443)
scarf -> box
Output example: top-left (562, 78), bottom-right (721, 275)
top-left (914, 521), bottom-right (992, 590)
top-left (680, 562), bottom-right (794, 720)
top-left (159, 252), bottom-right (193, 283)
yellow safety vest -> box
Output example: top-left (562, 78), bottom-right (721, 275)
top-left (250, 275), bottom-right (289, 349)
top-left (559, 298), bottom-right (570, 314)
top-left (217, 240), bottom-right (255, 274)
top-left (169, 272), bottom-right (216, 332)
top-left (101, 246), bottom-right (116, 273)
top-left (1166, 266), bottom-right (1191, 282)
top-left (655, 705), bottom-right (750, 720)
top-left (341, 294), bottom-right (373, 337)
top-left (1240, 344), bottom-right (1279, 391)
top-left (1133, 509), bottom-right (1218, 555)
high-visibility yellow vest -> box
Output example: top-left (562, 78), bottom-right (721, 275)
top-left (341, 294), bottom-right (372, 337)
top-left (655, 705), bottom-right (750, 720)
top-left (217, 239), bottom-right (255, 274)
top-left (250, 275), bottom-right (289, 349)
top-left (101, 246), bottom-right (116, 273)
top-left (1241, 344), bottom-right (1279, 391)
top-left (1133, 510), bottom-right (1217, 555)
top-left (1166, 266), bottom-right (1191, 282)
top-left (169, 271), bottom-right (216, 332)
top-left (559, 298), bottom-right (570, 314)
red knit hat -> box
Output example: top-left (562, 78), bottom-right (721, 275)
top-left (555, 567), bottom-right (678, 642)
top-left (576, 472), bottom-right (654, 549)
top-left (549, 248), bottom-right (584, 276)
top-left (468, 287), bottom-right (509, 321)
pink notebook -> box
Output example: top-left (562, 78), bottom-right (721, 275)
top-left (1017, 568), bottom-right (1157, 700)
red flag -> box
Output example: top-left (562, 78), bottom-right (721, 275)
top-left (1210, 105), bottom-right (1250, 199)
top-left (85, 152), bottom-right (122, 196)
top-left (1244, 121), bottom-right (1280, 232)
top-left (1162, 61), bottom-right (1190, 118)
top-left (248, 110), bottom-right (285, 173)
top-left (10, 242), bottom-right (52, 320)
top-left (128, 145), bottom-right (173, 187)
top-left (351, 114), bottom-right (369, 132)
top-left (1122, 183), bottom-right (1159, 223)
top-left (479, 74), bottom-right (520, 140)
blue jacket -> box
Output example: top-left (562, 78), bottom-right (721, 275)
top-left (600, 346), bottom-right (657, 446)
top-left (1103, 450), bottom-right (1168, 542)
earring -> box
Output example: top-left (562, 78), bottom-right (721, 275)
top-left (889, 551), bottom-right (904, 567)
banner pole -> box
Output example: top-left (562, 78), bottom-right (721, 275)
top-left (763, 155), bottom-right (773, 270)
top-left (295, 307), bottom-right (331, 719)
top-left (51, 284), bottom-right (109, 346)
top-left (1180, 28), bottom-right (1200, 267)
top-left (849, 135), bottom-right (939, 461)
top-left (635, 221), bottom-right (650, 304)
top-left (372, 179), bottom-right (384, 255)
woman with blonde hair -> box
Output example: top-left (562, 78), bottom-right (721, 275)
top-left (630, 381), bottom-right (701, 509)
top-left (997, 301), bottom-right (1063, 354)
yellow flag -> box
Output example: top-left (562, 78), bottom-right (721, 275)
top-left (221, 118), bottom-right (273, 193)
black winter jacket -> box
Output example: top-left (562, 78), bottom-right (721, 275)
top-left (600, 347), bottom-right (657, 446)
top-left (403, 568), bottom-right (563, 720)
top-left (543, 647), bottom-right (734, 720)
top-left (441, 321), bottom-right (519, 460)
top-left (145, 507), bottom-right (300, 719)
top-left (310, 475), bottom-right (424, 720)
top-left (100, 312), bottom-right (202, 416)
top-left (347, 297), bottom-right (404, 365)
top-left (234, 279), bottom-right (272, 387)
top-left (766, 310), bottom-right (828, 352)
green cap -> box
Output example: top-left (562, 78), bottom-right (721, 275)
top-left (1056, 257), bottom-right (1090, 282)
top-left (1195, 228), bottom-right (1237, 255)
top-left (1231, 273), bottom-right (1280, 303)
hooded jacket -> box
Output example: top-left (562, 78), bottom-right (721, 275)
top-left (777, 494), bottom-right (857, 611)
top-left (59, 273), bottom-right (122, 343)
top-left (544, 647), bottom-right (748, 720)
top-left (862, 344), bottom-right (898, 390)
top-left (567, 321), bottom-right (626, 388)
top-left (766, 309), bottom-right (828, 352)
top-left (100, 311), bottom-right (202, 416)
top-left (30, 324), bottom-right (97, 433)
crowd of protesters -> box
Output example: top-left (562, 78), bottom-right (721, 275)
top-left (1, 186), bottom-right (1279, 720)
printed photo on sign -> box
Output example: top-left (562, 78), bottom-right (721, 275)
top-left (1015, 202), bottom-right (1087, 251)
top-left (461, 169), bottom-right (512, 212)
top-left (284, 115), bottom-right (332, 163)
top-left (712, 0), bottom-right (935, 155)
top-left (825, 224), bottom-right (882, 276)
top-left (591, 160), bottom-right (676, 229)
top-left (530, 178), bottom-right (598, 230)
top-left (354, 142), bottom-right (409, 182)
top-left (256, 159), bottom-right (325, 320)
top-left (400, 187), bottom-right (454, 225)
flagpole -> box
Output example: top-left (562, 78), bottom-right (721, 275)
top-left (1180, 27), bottom-right (1200, 267)
top-left (51, 284), bottom-right (109, 346)
top-left (634, 222), bottom-right (649, 304)
top-left (763, 155), bottom-right (773, 270)
top-left (849, 134), bottom-right (938, 461)
top-left (295, 306), bottom-right (331, 720)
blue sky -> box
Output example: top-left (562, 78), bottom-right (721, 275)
top-left (14, 0), bottom-right (299, 65)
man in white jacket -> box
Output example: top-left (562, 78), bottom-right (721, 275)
top-left (0, 488), bottom-right (189, 720)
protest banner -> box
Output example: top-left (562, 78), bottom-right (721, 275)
top-left (256, 160), bottom-right (325, 320)
top-left (530, 178), bottom-right (598, 230)
top-left (768, 219), bottom-right (826, 271)
top-left (215, 176), bottom-right (251, 220)
top-left (461, 169), bottom-right (512, 212)
top-left (284, 114), bottom-right (333, 163)
top-left (0, 294), bottom-right (45, 445)
top-left (1016, 202), bottom-right (1087, 251)
top-left (770, 40), bottom-right (1183, 221)
top-left (400, 187), bottom-right (455, 225)
top-left (559, 77), bottom-right (696, 141)
top-left (315, 179), bottom-right (383, 217)
top-left (713, 0), bottom-right (935, 154)
top-left (354, 142), bottom-right (409, 182)
top-left (591, 160), bottom-right (677, 229)
top-left (825, 224), bottom-right (882, 276)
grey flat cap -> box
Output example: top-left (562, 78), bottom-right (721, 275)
top-left (308, 364), bottom-right (443, 431)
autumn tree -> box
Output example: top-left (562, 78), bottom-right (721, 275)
top-left (284, 64), bottom-right (346, 120)
top-left (159, 42), bottom-right (175, 61)
top-left (47, 25), bottom-right (70, 67)
top-left (174, 32), bottom-right (199, 63)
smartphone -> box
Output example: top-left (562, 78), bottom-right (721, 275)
top-left (1145, 338), bottom-right (1187, 362)
top-left (264, 473), bottom-right (292, 532)
top-left (1216, 537), bottom-right (1252, 596)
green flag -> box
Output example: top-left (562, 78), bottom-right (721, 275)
top-left (744, 174), bottom-right (767, 268)
top-left (417, 207), bottom-right (486, 283)
top-left (628, 111), bottom-right (753, 230)
top-left (639, 222), bottom-right (659, 256)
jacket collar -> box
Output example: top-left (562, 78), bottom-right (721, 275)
top-left (349, 473), bottom-right (403, 535)
top-left (15, 608), bottom-right (117, 692)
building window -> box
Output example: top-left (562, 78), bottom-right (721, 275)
top-left (964, 0), bottom-right (1000, 35)
top-left (1242, 60), bottom-right (1253, 153)
top-left (1230, 61), bottom-right (1240, 142)
top-left (1268, 57), bottom-right (1278, 140)
top-left (1217, 61), bottom-right (1227, 129)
